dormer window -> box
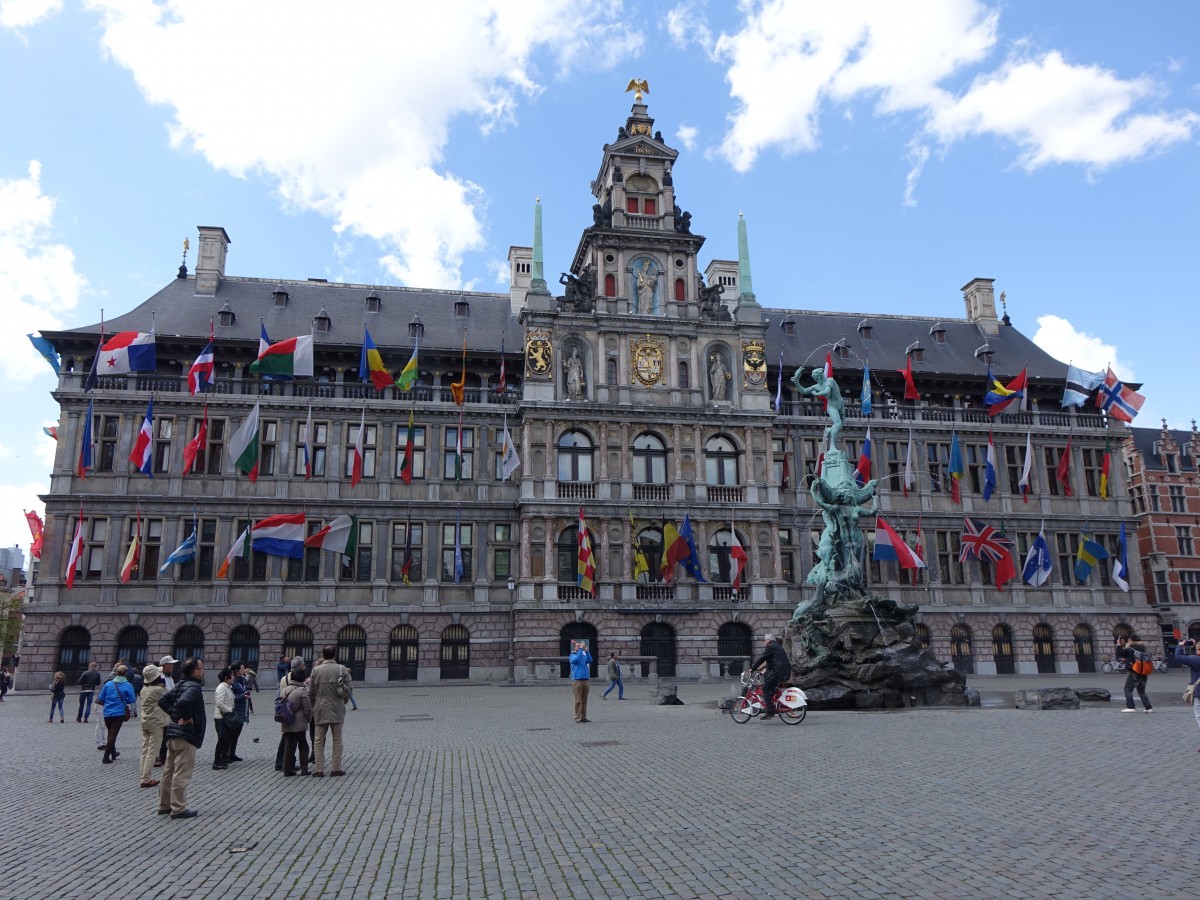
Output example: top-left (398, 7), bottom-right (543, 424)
top-left (857, 319), bottom-right (873, 340)
top-left (974, 342), bottom-right (993, 365)
top-left (313, 307), bottom-right (331, 333)
top-left (365, 291), bottom-right (381, 313)
top-left (906, 342), bottom-right (924, 362)
top-left (781, 319), bottom-right (796, 336)
top-left (217, 302), bottom-right (235, 328)
top-left (834, 339), bottom-right (850, 360)
top-left (625, 174), bottom-right (658, 216)
top-left (272, 285), bottom-right (289, 307)
top-left (930, 323), bottom-right (947, 344)
top-left (409, 315), bottom-right (425, 342)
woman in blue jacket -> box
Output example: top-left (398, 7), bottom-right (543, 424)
top-left (97, 665), bottom-right (136, 764)
top-left (1174, 638), bottom-right (1200, 751)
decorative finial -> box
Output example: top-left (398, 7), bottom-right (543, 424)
top-left (177, 237), bottom-right (190, 279)
top-left (999, 290), bottom-right (1011, 325)
top-left (625, 78), bottom-right (649, 103)
top-left (1162, 417), bottom-right (1169, 430)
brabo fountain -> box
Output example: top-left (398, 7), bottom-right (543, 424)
top-left (785, 366), bottom-right (967, 709)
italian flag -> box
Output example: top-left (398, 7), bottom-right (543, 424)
top-left (305, 514), bottom-right (358, 564)
top-left (250, 334), bottom-right (313, 377)
top-left (227, 402), bottom-right (261, 482)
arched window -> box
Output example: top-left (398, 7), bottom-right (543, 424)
top-left (707, 528), bottom-right (745, 587)
top-left (282, 624), bottom-right (313, 668)
top-left (991, 624), bottom-right (1015, 675)
top-left (913, 623), bottom-right (931, 649)
top-left (389, 625), bottom-right (419, 681)
top-left (604, 273), bottom-right (615, 297)
top-left (674, 277), bottom-right (685, 302)
top-left (638, 526), bottom-right (664, 583)
top-left (338, 624), bottom-right (368, 681)
top-left (950, 624), bottom-right (974, 675)
top-left (640, 622), bottom-right (676, 677)
top-left (1112, 622), bottom-right (1133, 642)
top-left (228, 625), bottom-right (260, 670)
top-left (632, 433), bottom-right (667, 484)
top-left (606, 358), bottom-right (618, 385)
top-left (115, 626), bottom-right (149, 671)
top-left (173, 625), bottom-right (205, 664)
top-left (440, 625), bottom-right (470, 679)
top-left (717, 622), bottom-right (752, 676)
top-left (557, 430), bottom-right (593, 482)
top-left (1073, 623), bottom-right (1096, 673)
top-left (557, 525), bottom-right (597, 584)
top-left (559, 623), bottom-right (599, 678)
top-left (1033, 623), bottom-right (1056, 674)
top-left (56, 626), bottom-right (91, 683)
top-left (704, 435), bottom-right (739, 486)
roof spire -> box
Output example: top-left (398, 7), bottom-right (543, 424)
top-left (737, 212), bottom-right (756, 305)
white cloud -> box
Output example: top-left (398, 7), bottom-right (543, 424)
top-left (0, 160), bottom-right (87, 387)
top-left (489, 258), bottom-right (511, 285)
top-left (83, 0), bottom-right (641, 288)
top-left (665, 1), bottom-right (714, 56)
top-left (0, 0), bottom-right (61, 31)
top-left (675, 123), bottom-right (699, 151)
top-left (1031, 315), bottom-right (1134, 381)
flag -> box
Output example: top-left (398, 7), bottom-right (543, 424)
top-left (24, 510), bottom-right (43, 559)
top-left (912, 517), bottom-right (923, 567)
top-left (780, 451), bottom-right (790, 491)
top-left (252, 513), bottom-right (306, 559)
top-left (359, 327), bottom-right (395, 391)
top-left (82, 330), bottom-right (102, 393)
top-left (985, 367), bottom-right (1027, 416)
top-left (774, 350), bottom-right (783, 412)
top-left (872, 516), bottom-right (926, 569)
top-left (400, 509), bottom-right (414, 584)
top-left (250, 333), bottom-right (313, 377)
top-left (216, 526), bottom-right (250, 579)
top-left (159, 523), bottom-right (198, 573)
top-left (730, 526), bottom-right (748, 592)
top-left (576, 507), bottom-right (596, 597)
top-left (500, 415), bottom-right (520, 481)
top-left (821, 351), bottom-right (833, 410)
top-left (454, 409), bottom-right (464, 485)
top-left (450, 337), bottom-right (466, 406)
top-left (898, 355), bottom-right (919, 401)
top-left (43, 425), bottom-right (58, 441)
top-left (399, 407), bottom-right (415, 485)
top-left (97, 330), bottom-right (156, 374)
top-left (903, 429), bottom-right (916, 497)
top-left (188, 342), bottom-right (215, 394)
top-left (854, 428), bottom-right (872, 487)
top-left (982, 433), bottom-right (997, 501)
top-left (454, 507), bottom-right (465, 584)
top-left (1056, 437), bottom-right (1073, 497)
top-left (948, 431), bottom-right (963, 503)
top-left (77, 398), bottom-right (93, 478)
top-left (1074, 534), bottom-right (1109, 583)
top-left (1018, 432), bottom-right (1033, 502)
top-left (129, 398), bottom-right (153, 477)
top-left (860, 357), bottom-right (872, 417)
top-left (183, 407), bottom-right (207, 474)
top-left (65, 507), bottom-right (84, 588)
top-left (1112, 521), bottom-right (1130, 593)
top-left (301, 405), bottom-right (313, 480)
top-left (1095, 367), bottom-right (1145, 422)
top-left (1022, 524), bottom-right (1053, 587)
top-left (660, 521), bottom-right (687, 583)
top-left (28, 333), bottom-right (60, 374)
top-left (227, 402), bottom-right (261, 482)
top-left (1099, 437), bottom-right (1111, 500)
top-left (120, 511), bottom-right (141, 584)
top-left (1062, 364), bottom-right (1103, 407)
top-left (305, 514), bottom-right (358, 564)
top-left (397, 341), bottom-right (419, 391)
top-left (959, 517), bottom-right (1016, 589)
top-left (629, 510), bottom-right (649, 582)
top-left (497, 338), bottom-right (507, 394)
top-left (678, 513), bottom-right (707, 582)
top-left (350, 407), bottom-right (366, 487)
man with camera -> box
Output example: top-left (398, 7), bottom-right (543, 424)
top-left (1174, 637), bottom-right (1200, 749)
top-left (568, 640), bottom-right (593, 723)
top-left (1115, 634), bottom-right (1153, 712)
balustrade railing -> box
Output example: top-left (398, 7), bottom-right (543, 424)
top-left (632, 483), bottom-right (671, 503)
top-left (778, 398), bottom-right (1108, 429)
top-left (557, 482), bottom-right (596, 501)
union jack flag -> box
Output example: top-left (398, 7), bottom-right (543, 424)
top-left (958, 517), bottom-right (1016, 590)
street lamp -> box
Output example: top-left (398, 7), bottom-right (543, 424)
top-left (507, 578), bottom-right (517, 683)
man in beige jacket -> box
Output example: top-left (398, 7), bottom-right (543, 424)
top-left (308, 645), bottom-right (351, 777)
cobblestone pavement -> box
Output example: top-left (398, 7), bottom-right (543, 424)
top-left (2, 673), bottom-right (1197, 900)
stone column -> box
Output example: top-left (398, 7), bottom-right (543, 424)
top-left (620, 422), bottom-right (631, 480)
top-left (744, 425), bottom-right (756, 486)
top-left (543, 516), bottom-right (555, 581)
top-left (599, 422), bottom-right (609, 480)
top-left (544, 420), bottom-right (556, 478)
top-left (772, 524), bottom-right (782, 580)
top-left (520, 518), bottom-right (532, 580)
top-left (599, 518), bottom-right (610, 584)
top-left (672, 424), bottom-right (683, 482)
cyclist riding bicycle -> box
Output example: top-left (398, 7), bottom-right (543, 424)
top-left (752, 634), bottom-right (792, 719)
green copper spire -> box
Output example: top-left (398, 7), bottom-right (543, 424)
top-left (531, 196), bottom-right (547, 291)
top-left (737, 211), bottom-right (755, 304)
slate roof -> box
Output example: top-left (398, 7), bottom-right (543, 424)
top-left (1127, 426), bottom-right (1199, 472)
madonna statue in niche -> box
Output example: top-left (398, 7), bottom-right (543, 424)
top-left (709, 352), bottom-right (730, 401)
top-left (564, 347), bottom-right (586, 401)
top-left (635, 261), bottom-right (657, 314)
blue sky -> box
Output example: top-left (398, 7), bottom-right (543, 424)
top-left (2, 1), bottom-right (1197, 555)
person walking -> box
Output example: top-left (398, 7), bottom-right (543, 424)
top-left (157, 657), bottom-right (206, 819)
top-left (1116, 635), bottom-right (1153, 712)
top-left (97, 665), bottom-right (135, 762)
top-left (309, 645), bottom-right (351, 777)
top-left (569, 640), bottom-right (592, 723)
top-left (602, 653), bottom-right (624, 700)
top-left (276, 654), bottom-right (290, 686)
top-left (211, 667), bottom-right (237, 771)
top-left (48, 671), bottom-right (67, 722)
top-left (228, 663), bottom-right (248, 762)
top-left (138, 664), bottom-right (170, 788)
top-left (752, 634), bottom-right (792, 720)
top-left (279, 665), bottom-right (312, 777)
top-left (76, 662), bottom-right (101, 722)
top-left (1174, 637), bottom-right (1200, 750)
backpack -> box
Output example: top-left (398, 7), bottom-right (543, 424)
top-left (273, 693), bottom-right (296, 724)
top-left (1131, 650), bottom-right (1153, 676)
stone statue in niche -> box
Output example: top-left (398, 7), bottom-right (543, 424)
top-left (635, 262), bottom-right (657, 314)
top-left (564, 347), bottom-right (586, 401)
top-left (709, 353), bottom-right (730, 401)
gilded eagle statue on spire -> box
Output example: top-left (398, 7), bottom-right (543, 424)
top-left (625, 78), bottom-right (649, 101)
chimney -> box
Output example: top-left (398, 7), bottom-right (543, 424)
top-left (961, 277), bottom-right (998, 335)
top-left (195, 226), bottom-right (231, 295)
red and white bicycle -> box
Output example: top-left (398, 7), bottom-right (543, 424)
top-left (729, 671), bottom-right (808, 725)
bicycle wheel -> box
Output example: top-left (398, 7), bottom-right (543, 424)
top-left (778, 707), bottom-right (806, 725)
top-left (730, 697), bottom-right (753, 724)
top-left (1101, 662), bottom-right (1114, 674)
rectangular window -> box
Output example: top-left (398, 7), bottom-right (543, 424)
top-left (96, 415), bottom-right (119, 472)
top-left (926, 442), bottom-right (949, 494)
top-left (1004, 443), bottom-right (1027, 494)
top-left (441, 522), bottom-right (473, 582)
top-left (259, 419), bottom-right (279, 477)
top-left (1167, 454), bottom-right (1178, 474)
top-left (153, 418), bottom-right (173, 474)
top-left (178, 518), bottom-right (217, 581)
top-left (1180, 571), bottom-right (1200, 604)
top-left (772, 438), bottom-right (788, 489)
top-left (1055, 533), bottom-right (1075, 586)
top-left (884, 441), bottom-right (904, 493)
top-left (964, 444), bottom-right (986, 496)
top-left (781, 551), bottom-right (795, 584)
top-left (286, 520), bottom-right (321, 582)
top-left (341, 521), bottom-right (373, 581)
top-left (935, 530), bottom-right (963, 584)
top-left (344, 422), bottom-right (378, 480)
top-left (395, 422), bottom-right (427, 480)
top-left (899, 527), bottom-right (926, 586)
top-left (626, 197), bottom-right (639, 214)
top-left (1043, 445), bottom-right (1069, 497)
top-left (493, 523), bottom-right (514, 581)
top-left (1130, 486), bottom-right (1144, 515)
top-left (1081, 447), bottom-right (1105, 498)
top-left (644, 198), bottom-right (656, 215)
top-left (231, 518), bottom-right (268, 582)
top-left (84, 517), bottom-right (108, 580)
top-left (1169, 485), bottom-right (1186, 513)
top-left (122, 516), bottom-right (163, 582)
top-left (443, 426), bottom-right (475, 481)
top-left (391, 521), bottom-right (423, 582)
top-left (1177, 526), bottom-right (1194, 557)
top-left (1150, 487), bottom-right (1160, 512)
top-left (201, 418), bottom-right (226, 476)
top-left (294, 419), bottom-right (328, 478)
top-left (801, 438), bottom-right (821, 482)
top-left (1154, 570), bottom-right (1170, 604)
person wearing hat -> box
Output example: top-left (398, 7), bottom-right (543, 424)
top-left (751, 634), bottom-right (792, 720)
top-left (138, 664), bottom-right (170, 788)
top-left (153, 655), bottom-right (179, 766)
top-left (157, 656), bottom-right (206, 819)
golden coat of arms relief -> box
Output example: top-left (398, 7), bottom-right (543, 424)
top-left (526, 328), bottom-right (553, 379)
top-left (631, 336), bottom-right (665, 387)
top-left (742, 339), bottom-right (767, 388)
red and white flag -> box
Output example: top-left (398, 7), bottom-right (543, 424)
top-left (351, 407), bottom-right (366, 487)
top-left (65, 507), bottom-right (84, 588)
top-left (120, 509), bottom-right (141, 584)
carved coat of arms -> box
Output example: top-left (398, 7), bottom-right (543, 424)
top-left (526, 329), bottom-right (553, 378)
top-left (742, 339), bottom-right (767, 387)
top-left (631, 336), bottom-right (664, 387)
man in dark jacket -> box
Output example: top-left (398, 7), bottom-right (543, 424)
top-left (752, 634), bottom-right (792, 719)
top-left (157, 657), bottom-right (206, 819)
top-left (1116, 635), bottom-right (1153, 712)
top-left (76, 662), bottom-right (101, 722)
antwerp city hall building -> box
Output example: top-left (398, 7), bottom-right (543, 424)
top-left (25, 97), bottom-right (1162, 685)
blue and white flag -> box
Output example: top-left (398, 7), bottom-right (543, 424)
top-left (982, 434), bottom-right (997, 501)
top-left (1062, 364), bottom-right (1103, 407)
top-left (453, 506), bottom-right (464, 584)
top-left (28, 333), bottom-right (60, 374)
top-left (1022, 524), bottom-right (1052, 587)
top-left (860, 357), bottom-right (872, 417)
top-left (1112, 521), bottom-right (1130, 593)
top-left (774, 351), bottom-right (783, 412)
top-left (159, 523), bottom-right (198, 573)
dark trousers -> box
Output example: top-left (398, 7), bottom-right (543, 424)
top-left (214, 718), bottom-right (241, 764)
top-left (275, 720), bottom-right (315, 769)
top-left (77, 691), bottom-right (95, 721)
top-left (282, 731), bottom-right (310, 775)
top-left (103, 716), bottom-right (124, 761)
top-left (762, 674), bottom-right (784, 714)
top-left (1124, 673), bottom-right (1152, 710)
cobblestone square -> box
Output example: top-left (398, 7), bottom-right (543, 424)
top-left (1, 674), bottom-right (1196, 899)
